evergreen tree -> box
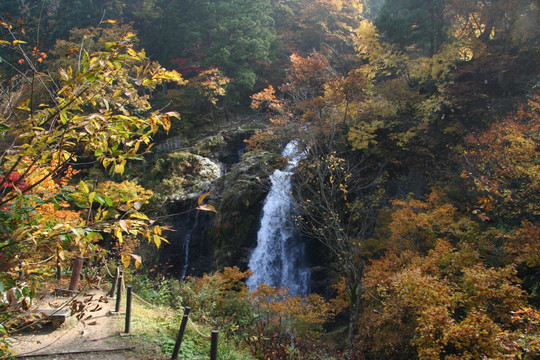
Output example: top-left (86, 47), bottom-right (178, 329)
top-left (47, 0), bottom-right (124, 45)
top-left (156, 0), bottom-right (276, 106)
top-left (375, 0), bottom-right (448, 56)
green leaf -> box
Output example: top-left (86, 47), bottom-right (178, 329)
top-left (104, 196), bottom-right (113, 207)
top-left (94, 194), bottom-right (106, 205)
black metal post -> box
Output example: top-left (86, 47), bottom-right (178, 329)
top-left (114, 273), bottom-right (123, 313)
top-left (210, 330), bottom-right (219, 360)
top-left (125, 286), bottom-right (132, 333)
top-left (170, 306), bottom-right (191, 360)
top-left (109, 266), bottom-right (120, 297)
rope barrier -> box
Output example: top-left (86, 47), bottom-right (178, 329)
top-left (103, 263), bottom-right (115, 278)
top-left (188, 317), bottom-right (211, 338)
top-left (104, 263), bottom-right (212, 339)
top-left (131, 291), bottom-right (174, 313)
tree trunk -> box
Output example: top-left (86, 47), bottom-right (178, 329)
top-left (345, 259), bottom-right (365, 358)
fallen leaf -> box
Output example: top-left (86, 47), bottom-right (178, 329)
top-left (196, 204), bottom-right (217, 213)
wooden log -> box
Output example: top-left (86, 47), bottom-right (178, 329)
top-left (14, 345), bottom-right (135, 358)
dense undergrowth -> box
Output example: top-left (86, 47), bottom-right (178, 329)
top-left (126, 266), bottom-right (343, 360)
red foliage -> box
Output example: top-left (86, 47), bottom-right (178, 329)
top-left (0, 171), bottom-right (29, 192)
top-left (170, 43), bottom-right (207, 77)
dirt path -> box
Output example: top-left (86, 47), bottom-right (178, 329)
top-left (8, 287), bottom-right (143, 360)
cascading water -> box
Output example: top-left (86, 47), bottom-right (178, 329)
top-left (179, 207), bottom-right (200, 283)
top-left (246, 141), bottom-right (310, 296)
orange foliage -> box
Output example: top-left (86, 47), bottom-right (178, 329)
top-left (463, 95), bottom-right (540, 222)
top-left (251, 85), bottom-right (282, 113)
top-left (505, 221), bottom-right (540, 268)
top-left (359, 239), bottom-right (533, 358)
top-left (377, 191), bottom-right (477, 254)
top-left (250, 284), bottom-right (335, 333)
top-left (35, 203), bottom-right (82, 224)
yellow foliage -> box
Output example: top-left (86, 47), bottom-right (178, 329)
top-left (250, 284), bottom-right (335, 337)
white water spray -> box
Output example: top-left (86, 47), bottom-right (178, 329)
top-left (246, 141), bottom-right (310, 295)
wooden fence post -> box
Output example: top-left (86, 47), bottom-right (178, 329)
top-left (171, 306), bottom-right (191, 360)
top-left (68, 255), bottom-right (84, 291)
top-left (109, 266), bottom-right (120, 297)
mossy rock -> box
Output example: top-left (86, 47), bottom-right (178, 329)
top-left (148, 151), bottom-right (223, 202)
top-left (209, 149), bottom-right (286, 268)
top-left (216, 149), bottom-right (285, 218)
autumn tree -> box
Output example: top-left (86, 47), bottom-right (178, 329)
top-left (358, 192), bottom-right (539, 359)
top-left (0, 23), bottom-right (184, 341)
top-left (375, 0), bottom-right (448, 56)
top-left (360, 240), bottom-right (536, 359)
top-left (291, 145), bottom-right (385, 351)
top-left (272, 0), bottom-right (364, 55)
top-left (462, 95), bottom-right (540, 223)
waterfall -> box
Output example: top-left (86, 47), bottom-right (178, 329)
top-left (246, 141), bottom-right (310, 296)
top-left (179, 207), bottom-right (200, 283)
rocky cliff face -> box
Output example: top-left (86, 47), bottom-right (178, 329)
top-left (152, 129), bottom-right (284, 278)
top-left (209, 149), bottom-right (285, 270)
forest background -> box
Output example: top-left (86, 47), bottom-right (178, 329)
top-left (0, 0), bottom-right (539, 359)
